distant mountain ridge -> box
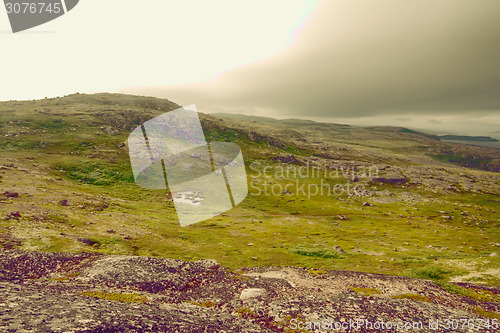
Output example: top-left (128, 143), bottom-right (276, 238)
top-left (438, 135), bottom-right (499, 142)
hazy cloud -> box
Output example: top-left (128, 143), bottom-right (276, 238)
top-left (125, 0), bottom-right (500, 135)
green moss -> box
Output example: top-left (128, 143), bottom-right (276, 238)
top-left (308, 269), bottom-right (327, 277)
top-left (80, 290), bottom-right (148, 303)
top-left (391, 294), bottom-right (430, 302)
top-left (184, 300), bottom-right (218, 308)
top-left (236, 307), bottom-right (256, 318)
top-left (350, 287), bottom-right (382, 296)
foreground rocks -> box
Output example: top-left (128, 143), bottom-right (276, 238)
top-left (0, 250), bottom-right (499, 332)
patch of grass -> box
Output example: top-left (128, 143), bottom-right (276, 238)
top-left (236, 307), bottom-right (256, 318)
top-left (184, 300), bottom-right (218, 308)
top-left (57, 161), bottom-right (133, 185)
top-left (391, 294), bottom-right (430, 302)
top-left (80, 290), bottom-right (148, 303)
top-left (350, 287), bottom-right (382, 296)
top-left (290, 246), bottom-right (342, 259)
top-left (430, 154), bottom-right (492, 170)
top-left (280, 314), bottom-right (310, 333)
top-left (437, 282), bottom-right (500, 302)
top-left (308, 269), bottom-right (327, 277)
top-left (473, 307), bottom-right (500, 319)
top-left (410, 266), bottom-right (451, 280)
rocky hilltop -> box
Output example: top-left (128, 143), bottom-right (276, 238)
top-left (1, 250), bottom-right (499, 332)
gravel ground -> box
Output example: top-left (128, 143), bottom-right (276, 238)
top-left (1, 250), bottom-right (499, 332)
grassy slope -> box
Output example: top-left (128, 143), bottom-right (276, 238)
top-left (0, 93), bottom-right (499, 286)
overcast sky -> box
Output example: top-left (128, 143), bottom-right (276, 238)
top-left (126, 0), bottom-right (500, 137)
top-left (1, 0), bottom-right (499, 136)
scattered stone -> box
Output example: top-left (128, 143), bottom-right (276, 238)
top-left (371, 174), bottom-right (408, 185)
top-left (0, 233), bottom-right (21, 249)
top-left (337, 215), bottom-right (349, 221)
top-left (77, 237), bottom-right (95, 246)
top-left (0, 250), bottom-right (499, 332)
top-left (4, 192), bottom-right (19, 198)
top-left (334, 246), bottom-right (345, 253)
top-left (106, 229), bottom-right (115, 234)
top-left (363, 202), bottom-right (372, 207)
top-left (59, 199), bottom-right (68, 206)
top-left (272, 155), bottom-right (304, 165)
top-left (195, 259), bottom-right (220, 270)
top-left (7, 211), bottom-right (21, 219)
top-left (240, 288), bottom-right (267, 300)
top-left (490, 252), bottom-right (498, 257)
top-left (251, 257), bottom-right (258, 260)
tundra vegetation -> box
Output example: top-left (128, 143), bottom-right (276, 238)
top-left (0, 93), bottom-right (498, 287)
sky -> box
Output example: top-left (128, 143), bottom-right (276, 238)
top-left (1, 0), bottom-right (500, 137)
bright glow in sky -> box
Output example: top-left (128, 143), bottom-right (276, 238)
top-left (0, 0), bottom-right (316, 101)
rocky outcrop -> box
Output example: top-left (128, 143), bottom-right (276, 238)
top-left (272, 155), bottom-right (305, 165)
top-left (371, 173), bottom-right (408, 185)
top-left (1, 250), bottom-right (499, 332)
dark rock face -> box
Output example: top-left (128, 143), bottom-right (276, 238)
top-left (273, 155), bottom-right (305, 165)
top-left (0, 250), bottom-right (499, 332)
top-left (372, 174), bottom-right (408, 184)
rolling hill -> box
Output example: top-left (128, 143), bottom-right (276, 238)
top-left (0, 93), bottom-right (499, 287)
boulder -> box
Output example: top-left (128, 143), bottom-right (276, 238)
top-left (240, 288), bottom-right (267, 300)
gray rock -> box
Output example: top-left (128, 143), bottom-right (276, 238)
top-left (240, 288), bottom-right (267, 300)
top-left (194, 259), bottom-right (220, 270)
top-left (334, 246), bottom-right (345, 253)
